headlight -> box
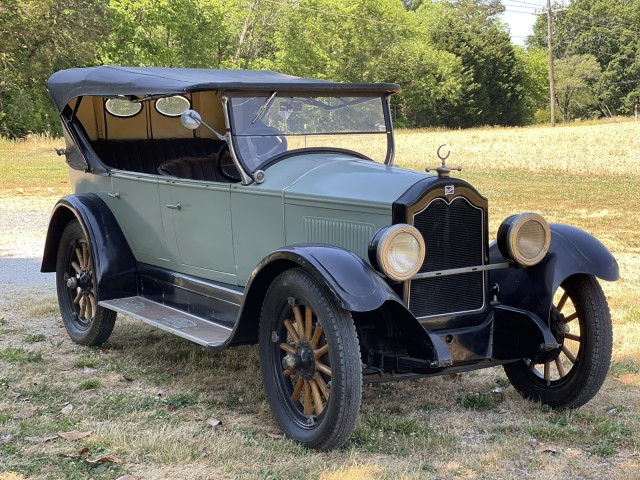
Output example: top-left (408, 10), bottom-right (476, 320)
top-left (497, 213), bottom-right (551, 267)
top-left (369, 225), bottom-right (425, 281)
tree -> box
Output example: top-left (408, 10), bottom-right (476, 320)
top-left (418, 0), bottom-right (529, 127)
top-left (0, 0), bottom-right (106, 137)
top-left (513, 47), bottom-right (549, 123)
top-left (554, 54), bottom-right (601, 121)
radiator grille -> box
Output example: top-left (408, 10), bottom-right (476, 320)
top-left (409, 197), bottom-right (485, 317)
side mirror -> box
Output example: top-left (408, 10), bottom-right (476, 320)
top-left (180, 109), bottom-right (202, 130)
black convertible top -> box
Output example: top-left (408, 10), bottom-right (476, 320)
top-left (48, 66), bottom-right (401, 111)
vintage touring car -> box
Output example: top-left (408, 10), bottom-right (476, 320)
top-left (43, 66), bottom-right (618, 450)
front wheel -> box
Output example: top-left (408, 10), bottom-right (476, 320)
top-left (56, 220), bottom-right (116, 346)
top-left (504, 274), bottom-right (612, 408)
top-left (259, 269), bottom-right (362, 451)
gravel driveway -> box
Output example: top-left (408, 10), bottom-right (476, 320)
top-left (0, 196), bottom-right (56, 298)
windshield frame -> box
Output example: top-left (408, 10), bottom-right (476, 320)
top-left (222, 91), bottom-right (395, 179)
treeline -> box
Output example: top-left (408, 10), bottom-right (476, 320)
top-left (0, 0), bottom-right (638, 138)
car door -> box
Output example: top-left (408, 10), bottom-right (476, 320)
top-left (158, 178), bottom-right (237, 284)
top-left (107, 172), bottom-right (173, 267)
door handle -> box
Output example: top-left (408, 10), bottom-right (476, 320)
top-left (166, 202), bottom-right (181, 210)
top-left (108, 192), bottom-right (120, 199)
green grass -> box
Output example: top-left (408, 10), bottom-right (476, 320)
top-left (77, 378), bottom-right (101, 390)
top-left (23, 333), bottom-right (46, 344)
top-left (0, 347), bottom-right (43, 364)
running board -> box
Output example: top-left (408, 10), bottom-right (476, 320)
top-left (99, 296), bottom-right (232, 347)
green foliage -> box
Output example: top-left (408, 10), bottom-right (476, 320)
top-left (554, 54), bottom-right (601, 121)
top-left (1, 0), bottom-right (605, 134)
top-left (529, 0), bottom-right (640, 117)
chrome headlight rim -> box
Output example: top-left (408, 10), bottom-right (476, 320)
top-left (372, 224), bottom-right (426, 282)
top-left (498, 212), bottom-right (551, 267)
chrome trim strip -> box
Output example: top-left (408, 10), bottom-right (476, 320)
top-left (412, 262), bottom-right (510, 280)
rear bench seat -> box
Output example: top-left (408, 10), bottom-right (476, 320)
top-left (91, 138), bottom-right (224, 175)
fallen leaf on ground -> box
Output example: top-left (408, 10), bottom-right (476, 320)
top-left (85, 455), bottom-right (125, 465)
top-left (200, 450), bottom-right (210, 458)
top-left (536, 442), bottom-right (560, 455)
top-left (13, 409), bottom-right (36, 420)
top-left (83, 367), bottom-right (97, 374)
top-left (39, 466), bottom-right (58, 474)
top-left (167, 404), bottom-right (177, 412)
top-left (156, 389), bottom-right (167, 398)
top-left (1, 434), bottom-right (14, 442)
top-left (565, 448), bottom-right (584, 457)
top-left (25, 435), bottom-right (58, 443)
top-left (615, 373), bottom-right (638, 385)
top-left (58, 430), bottom-right (92, 441)
top-left (115, 475), bottom-right (140, 480)
top-left (61, 404), bottom-right (73, 415)
top-left (266, 432), bottom-right (284, 440)
top-left (206, 418), bottom-right (222, 428)
top-left (182, 411), bottom-right (203, 421)
top-left (8, 390), bottom-right (21, 399)
top-left (121, 375), bottom-right (134, 382)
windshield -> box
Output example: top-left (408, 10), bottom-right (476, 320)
top-left (228, 95), bottom-right (390, 171)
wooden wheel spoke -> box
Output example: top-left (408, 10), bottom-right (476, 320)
top-left (310, 324), bottom-right (323, 349)
top-left (563, 312), bottom-right (578, 323)
top-left (556, 291), bottom-right (569, 312)
top-left (75, 247), bottom-right (84, 269)
top-left (79, 296), bottom-right (87, 318)
top-left (313, 373), bottom-right (330, 399)
top-left (71, 261), bottom-right (81, 274)
top-left (73, 289), bottom-right (82, 304)
top-left (282, 369), bottom-right (295, 377)
top-left (81, 243), bottom-right (89, 269)
top-left (303, 381), bottom-right (312, 415)
top-left (310, 379), bottom-right (324, 415)
top-left (305, 306), bottom-right (313, 341)
top-left (544, 361), bottom-right (551, 381)
top-left (283, 319), bottom-right (300, 343)
top-left (89, 293), bottom-right (97, 319)
top-left (565, 333), bottom-right (581, 342)
top-left (279, 342), bottom-right (296, 355)
top-left (562, 345), bottom-right (577, 364)
top-left (315, 361), bottom-right (332, 377)
top-left (291, 377), bottom-right (304, 402)
top-left (555, 356), bottom-right (566, 377)
top-left (314, 344), bottom-right (329, 359)
top-left (291, 305), bottom-right (304, 339)
top-left (85, 295), bottom-right (93, 320)
top-left (529, 361), bottom-right (537, 370)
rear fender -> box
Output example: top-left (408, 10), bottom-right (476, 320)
top-left (489, 223), bottom-right (618, 322)
top-left (41, 194), bottom-right (137, 300)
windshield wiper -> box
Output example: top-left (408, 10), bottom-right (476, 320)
top-left (252, 92), bottom-right (277, 124)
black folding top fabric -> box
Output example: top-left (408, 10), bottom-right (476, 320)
top-left (48, 66), bottom-right (401, 111)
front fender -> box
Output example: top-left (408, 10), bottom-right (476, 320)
top-left (489, 223), bottom-right (618, 322)
top-left (229, 245), bottom-right (453, 363)
top-left (41, 194), bottom-right (137, 300)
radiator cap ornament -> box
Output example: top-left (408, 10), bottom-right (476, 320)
top-left (426, 144), bottom-right (462, 178)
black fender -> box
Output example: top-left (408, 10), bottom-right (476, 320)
top-left (489, 223), bottom-right (618, 323)
top-left (229, 244), bottom-right (452, 367)
top-left (41, 193), bottom-right (137, 301)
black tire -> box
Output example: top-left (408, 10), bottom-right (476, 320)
top-left (259, 269), bottom-right (362, 451)
top-left (504, 274), bottom-right (612, 408)
top-left (56, 220), bottom-right (116, 346)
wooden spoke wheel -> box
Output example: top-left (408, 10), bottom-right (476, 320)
top-left (56, 220), bottom-right (116, 346)
top-left (504, 274), bottom-right (612, 409)
top-left (259, 269), bottom-right (362, 451)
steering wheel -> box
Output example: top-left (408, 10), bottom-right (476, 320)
top-left (216, 143), bottom-right (242, 183)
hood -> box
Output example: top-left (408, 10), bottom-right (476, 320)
top-left (262, 153), bottom-right (428, 210)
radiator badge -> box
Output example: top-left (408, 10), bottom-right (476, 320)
top-left (445, 185), bottom-right (455, 195)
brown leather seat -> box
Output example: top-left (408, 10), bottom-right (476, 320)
top-left (157, 155), bottom-right (222, 182)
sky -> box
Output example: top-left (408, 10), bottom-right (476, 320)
top-left (500, 0), bottom-right (548, 46)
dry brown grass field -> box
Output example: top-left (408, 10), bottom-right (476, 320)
top-left (0, 119), bottom-right (639, 479)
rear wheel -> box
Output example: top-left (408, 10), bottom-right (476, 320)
top-left (56, 220), bottom-right (116, 346)
top-left (259, 269), bottom-right (362, 451)
top-left (504, 274), bottom-right (612, 408)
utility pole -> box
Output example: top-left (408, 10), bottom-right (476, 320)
top-left (536, 1), bottom-right (567, 127)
